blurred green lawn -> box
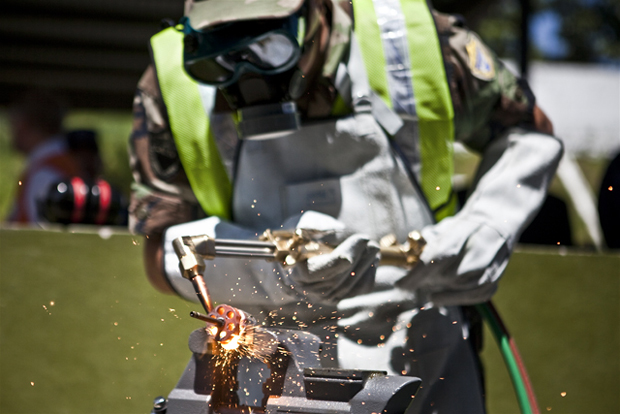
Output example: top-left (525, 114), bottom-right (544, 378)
top-left (1, 228), bottom-right (618, 413)
top-left (0, 228), bottom-right (197, 414)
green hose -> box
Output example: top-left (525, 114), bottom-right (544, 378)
top-left (475, 302), bottom-right (537, 414)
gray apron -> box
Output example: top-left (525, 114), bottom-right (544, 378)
top-left (230, 36), bottom-right (485, 414)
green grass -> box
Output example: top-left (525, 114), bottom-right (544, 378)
top-left (0, 114), bottom-right (25, 221)
top-left (1, 229), bottom-right (618, 413)
top-left (482, 247), bottom-right (620, 413)
top-left (0, 228), bottom-right (197, 414)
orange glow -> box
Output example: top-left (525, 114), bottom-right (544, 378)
top-left (221, 334), bottom-right (241, 350)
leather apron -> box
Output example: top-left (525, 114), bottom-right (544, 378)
top-left (230, 36), bottom-right (485, 414)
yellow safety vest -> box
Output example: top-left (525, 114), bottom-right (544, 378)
top-left (150, 27), bottom-right (232, 220)
top-left (353, 0), bottom-right (456, 220)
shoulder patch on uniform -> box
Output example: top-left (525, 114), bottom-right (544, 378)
top-left (466, 37), bottom-right (495, 81)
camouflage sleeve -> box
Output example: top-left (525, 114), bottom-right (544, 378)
top-left (128, 66), bottom-right (205, 236)
top-left (433, 11), bottom-right (536, 152)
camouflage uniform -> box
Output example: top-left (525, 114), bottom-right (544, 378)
top-left (128, 10), bottom-right (536, 235)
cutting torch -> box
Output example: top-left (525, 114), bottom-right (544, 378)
top-left (172, 229), bottom-right (425, 344)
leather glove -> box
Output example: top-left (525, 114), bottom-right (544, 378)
top-left (395, 129), bottom-right (563, 306)
top-left (280, 211), bottom-right (380, 304)
top-left (396, 217), bottom-right (506, 306)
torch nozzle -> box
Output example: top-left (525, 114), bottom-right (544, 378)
top-left (190, 311), bottom-right (225, 326)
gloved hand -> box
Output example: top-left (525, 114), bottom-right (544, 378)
top-left (163, 211), bottom-right (379, 306)
top-left (395, 129), bottom-right (563, 306)
top-left (280, 211), bottom-right (380, 304)
top-left (395, 217), bottom-right (507, 306)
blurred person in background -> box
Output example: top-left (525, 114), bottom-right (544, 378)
top-left (7, 90), bottom-right (126, 226)
top-left (129, 0), bottom-right (562, 412)
top-left (6, 89), bottom-right (80, 223)
top-left (39, 128), bottom-right (130, 227)
top-left (65, 129), bottom-right (103, 184)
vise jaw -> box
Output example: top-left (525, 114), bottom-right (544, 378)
top-left (153, 327), bottom-right (420, 414)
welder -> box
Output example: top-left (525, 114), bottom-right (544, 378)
top-left (128, 1), bottom-right (563, 412)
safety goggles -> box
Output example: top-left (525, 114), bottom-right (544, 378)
top-left (181, 15), bottom-right (302, 87)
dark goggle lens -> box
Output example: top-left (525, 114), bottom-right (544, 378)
top-left (186, 32), bottom-right (298, 85)
top-left (186, 58), bottom-right (234, 84)
top-left (219, 33), bottom-right (297, 70)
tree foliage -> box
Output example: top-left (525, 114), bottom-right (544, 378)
top-left (541, 0), bottom-right (620, 62)
top-left (432, 0), bottom-right (620, 63)
top-left (433, 0), bottom-right (525, 61)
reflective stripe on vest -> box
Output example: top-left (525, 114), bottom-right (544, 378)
top-left (353, 0), bottom-right (456, 221)
top-left (150, 27), bottom-right (232, 220)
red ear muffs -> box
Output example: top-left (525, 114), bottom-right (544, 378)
top-left (93, 179), bottom-right (112, 225)
top-left (70, 177), bottom-right (88, 224)
top-left (41, 178), bottom-right (127, 225)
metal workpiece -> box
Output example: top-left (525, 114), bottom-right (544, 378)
top-left (188, 327), bottom-right (218, 356)
top-left (190, 302), bottom-right (260, 347)
top-left (209, 304), bottom-right (247, 344)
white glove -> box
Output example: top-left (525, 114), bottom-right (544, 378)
top-left (396, 217), bottom-right (507, 306)
top-left (396, 129), bottom-right (563, 306)
top-left (280, 211), bottom-right (380, 304)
